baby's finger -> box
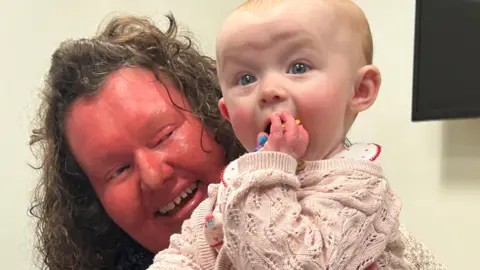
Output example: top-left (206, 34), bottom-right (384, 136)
top-left (268, 112), bottom-right (283, 139)
top-left (281, 112), bottom-right (298, 137)
top-left (296, 124), bottom-right (309, 155)
top-left (298, 124), bottom-right (309, 142)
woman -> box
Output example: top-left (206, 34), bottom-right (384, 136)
top-left (30, 14), bottom-right (243, 269)
top-left (29, 14), bottom-right (445, 269)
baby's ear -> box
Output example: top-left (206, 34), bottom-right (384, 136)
top-left (218, 98), bottom-right (231, 122)
top-left (350, 65), bottom-right (381, 113)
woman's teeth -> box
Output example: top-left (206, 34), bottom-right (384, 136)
top-left (157, 182), bottom-right (198, 215)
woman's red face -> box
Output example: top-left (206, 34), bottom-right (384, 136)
top-left (65, 68), bottom-right (226, 252)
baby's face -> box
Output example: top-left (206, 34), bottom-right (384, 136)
top-left (217, 0), bottom-right (362, 160)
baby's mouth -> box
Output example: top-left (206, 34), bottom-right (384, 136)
top-left (264, 122), bottom-right (272, 134)
top-left (263, 119), bottom-right (301, 134)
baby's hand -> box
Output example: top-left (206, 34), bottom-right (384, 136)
top-left (258, 112), bottom-right (308, 159)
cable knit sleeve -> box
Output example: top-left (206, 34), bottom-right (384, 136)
top-left (147, 197), bottom-right (217, 270)
top-left (221, 151), bottom-right (406, 269)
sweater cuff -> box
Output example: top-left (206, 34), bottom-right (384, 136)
top-left (192, 198), bottom-right (217, 269)
top-left (236, 151), bottom-right (298, 174)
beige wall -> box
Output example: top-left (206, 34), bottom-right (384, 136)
top-left (350, 1), bottom-right (480, 269)
top-left (1, 0), bottom-right (477, 268)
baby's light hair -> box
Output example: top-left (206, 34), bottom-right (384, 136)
top-left (331, 0), bottom-right (373, 65)
top-left (237, 0), bottom-right (373, 65)
top-left (238, 0), bottom-right (287, 11)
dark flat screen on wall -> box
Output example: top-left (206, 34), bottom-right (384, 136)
top-left (412, 0), bottom-right (480, 121)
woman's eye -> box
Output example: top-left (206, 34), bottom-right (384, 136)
top-left (157, 131), bottom-right (173, 145)
top-left (238, 74), bottom-right (257, 86)
top-left (111, 165), bottom-right (131, 179)
top-left (288, 63), bottom-right (310, 74)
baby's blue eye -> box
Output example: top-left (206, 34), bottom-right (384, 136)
top-left (238, 74), bottom-right (257, 86)
top-left (288, 63), bottom-right (310, 74)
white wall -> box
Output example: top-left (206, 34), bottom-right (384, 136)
top-left (350, 1), bottom-right (480, 269)
top-left (1, 0), bottom-right (477, 268)
top-left (0, 0), bottom-right (242, 268)
top-left (0, 0), bottom-right (109, 267)
top-left (105, 0), bottom-right (241, 57)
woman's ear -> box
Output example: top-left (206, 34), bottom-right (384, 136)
top-left (350, 65), bottom-right (381, 113)
top-left (218, 98), bottom-right (231, 122)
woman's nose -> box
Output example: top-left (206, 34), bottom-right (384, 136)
top-left (135, 149), bottom-right (173, 192)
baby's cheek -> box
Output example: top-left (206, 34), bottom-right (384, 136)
top-left (229, 107), bottom-right (256, 151)
top-left (229, 106), bottom-right (249, 124)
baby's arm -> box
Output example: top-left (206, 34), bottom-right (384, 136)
top-left (147, 198), bottom-right (214, 270)
top-left (220, 151), bottom-right (403, 269)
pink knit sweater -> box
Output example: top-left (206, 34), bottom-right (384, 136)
top-left (148, 145), bottom-right (446, 269)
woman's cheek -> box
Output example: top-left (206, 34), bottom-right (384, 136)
top-left (102, 180), bottom-right (142, 226)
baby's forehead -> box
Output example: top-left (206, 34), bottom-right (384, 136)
top-left (216, 0), bottom-right (370, 65)
top-left (216, 2), bottom-right (350, 55)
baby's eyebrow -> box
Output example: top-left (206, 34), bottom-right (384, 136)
top-left (217, 32), bottom-right (319, 75)
top-left (218, 54), bottom-right (250, 73)
top-left (223, 34), bottom-right (316, 62)
top-left (224, 31), bottom-right (314, 53)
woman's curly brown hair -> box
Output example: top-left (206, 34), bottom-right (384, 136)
top-left (29, 14), bottom-right (244, 269)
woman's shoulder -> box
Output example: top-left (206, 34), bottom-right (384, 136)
top-left (115, 237), bottom-right (154, 270)
top-left (399, 225), bottom-right (448, 269)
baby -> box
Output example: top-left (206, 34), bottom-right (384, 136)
top-left (150, 0), bottom-right (411, 269)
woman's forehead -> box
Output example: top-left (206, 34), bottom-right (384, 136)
top-left (65, 68), bottom-right (183, 139)
top-left (102, 68), bottom-right (173, 100)
top-left (68, 69), bottom-right (167, 123)
top-left (67, 68), bottom-right (188, 132)
top-left (64, 68), bottom-right (188, 169)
